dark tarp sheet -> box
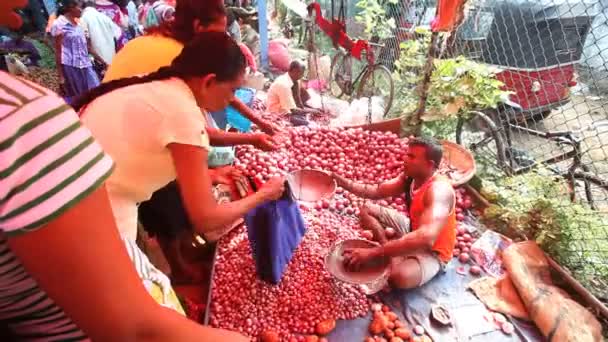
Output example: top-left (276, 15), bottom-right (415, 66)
top-left (326, 261), bottom-right (544, 342)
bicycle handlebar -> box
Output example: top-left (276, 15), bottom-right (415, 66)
top-left (367, 41), bottom-right (385, 48)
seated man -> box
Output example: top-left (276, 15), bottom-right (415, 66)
top-left (267, 60), bottom-right (319, 125)
top-left (333, 137), bottom-right (456, 289)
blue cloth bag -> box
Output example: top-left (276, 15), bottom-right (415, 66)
top-left (244, 181), bottom-right (307, 284)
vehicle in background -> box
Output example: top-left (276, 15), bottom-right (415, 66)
top-left (451, 0), bottom-right (600, 122)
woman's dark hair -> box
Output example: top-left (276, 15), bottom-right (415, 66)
top-left (72, 31), bottom-right (246, 111)
top-left (147, 0), bottom-right (226, 44)
top-left (57, 0), bottom-right (79, 15)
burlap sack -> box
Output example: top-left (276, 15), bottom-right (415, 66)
top-left (468, 275), bottom-right (530, 320)
top-left (503, 241), bottom-right (602, 342)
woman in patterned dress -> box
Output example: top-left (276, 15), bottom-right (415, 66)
top-left (51, 0), bottom-right (100, 101)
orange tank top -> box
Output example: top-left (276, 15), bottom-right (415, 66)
top-left (408, 175), bottom-right (456, 263)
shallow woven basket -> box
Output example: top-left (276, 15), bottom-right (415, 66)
top-left (440, 140), bottom-right (477, 186)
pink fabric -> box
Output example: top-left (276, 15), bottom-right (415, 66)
top-left (239, 43), bottom-right (257, 72)
top-left (268, 39), bottom-right (291, 72)
top-left (307, 79), bottom-right (327, 91)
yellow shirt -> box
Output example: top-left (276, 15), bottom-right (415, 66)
top-left (103, 34), bottom-right (184, 82)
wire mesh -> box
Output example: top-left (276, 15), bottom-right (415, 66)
top-left (451, 0), bottom-right (608, 303)
top-left (313, 0), bottom-right (608, 303)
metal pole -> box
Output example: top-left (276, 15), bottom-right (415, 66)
top-left (258, 0), bottom-right (269, 70)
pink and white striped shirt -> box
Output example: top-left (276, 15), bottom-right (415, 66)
top-left (0, 71), bottom-right (113, 340)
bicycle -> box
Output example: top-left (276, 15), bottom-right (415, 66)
top-left (329, 42), bottom-right (395, 120)
top-left (456, 110), bottom-right (608, 210)
top-left (305, 2), bottom-right (395, 122)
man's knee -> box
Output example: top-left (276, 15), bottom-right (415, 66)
top-left (388, 259), bottom-right (423, 289)
top-left (359, 204), bottom-right (381, 230)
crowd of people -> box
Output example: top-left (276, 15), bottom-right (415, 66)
top-left (1, 0), bottom-right (260, 101)
top-left (1, 0), bottom-right (276, 340)
top-left (0, 0), bottom-right (457, 340)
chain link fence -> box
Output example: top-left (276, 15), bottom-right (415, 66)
top-left (449, 0), bottom-right (607, 305)
top-left (307, 0), bottom-right (608, 305)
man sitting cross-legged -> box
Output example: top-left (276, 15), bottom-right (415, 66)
top-left (332, 137), bottom-right (456, 289)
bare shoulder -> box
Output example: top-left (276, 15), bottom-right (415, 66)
top-left (426, 181), bottom-right (455, 206)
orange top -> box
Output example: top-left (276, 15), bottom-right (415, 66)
top-left (408, 175), bottom-right (456, 263)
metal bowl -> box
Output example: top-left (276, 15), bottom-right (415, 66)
top-left (287, 169), bottom-right (336, 202)
top-left (324, 239), bottom-right (390, 286)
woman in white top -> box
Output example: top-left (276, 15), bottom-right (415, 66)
top-left (75, 31), bottom-right (284, 241)
top-left (73, 32), bottom-right (285, 309)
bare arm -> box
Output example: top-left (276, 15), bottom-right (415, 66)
top-left (229, 97), bottom-right (279, 135)
top-left (53, 34), bottom-right (64, 82)
top-left (333, 173), bottom-right (406, 199)
top-left (371, 182), bottom-right (455, 258)
top-left (206, 127), bottom-right (277, 151)
top-left (169, 143), bottom-right (284, 235)
top-left (292, 81), bottom-right (304, 108)
top-left (8, 186), bottom-right (247, 342)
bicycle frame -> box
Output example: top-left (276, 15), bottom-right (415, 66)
top-left (337, 52), bottom-right (372, 96)
top-left (505, 122), bottom-right (584, 175)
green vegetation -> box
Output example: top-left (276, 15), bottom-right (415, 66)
top-left (480, 170), bottom-right (608, 296)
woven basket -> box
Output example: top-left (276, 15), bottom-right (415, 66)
top-left (440, 140), bottom-right (477, 186)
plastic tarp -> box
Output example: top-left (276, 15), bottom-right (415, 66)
top-left (325, 260), bottom-right (544, 341)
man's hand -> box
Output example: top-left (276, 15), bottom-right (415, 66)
top-left (253, 133), bottom-right (278, 151)
top-left (257, 120), bottom-right (282, 135)
top-left (342, 247), bottom-right (378, 272)
top-left (211, 166), bottom-right (243, 185)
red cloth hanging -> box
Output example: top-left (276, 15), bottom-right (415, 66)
top-left (307, 2), bottom-right (371, 61)
top-left (1, 0), bottom-right (27, 29)
top-left (431, 0), bottom-right (467, 32)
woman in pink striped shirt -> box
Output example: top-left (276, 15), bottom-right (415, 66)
top-left (0, 3), bottom-right (247, 340)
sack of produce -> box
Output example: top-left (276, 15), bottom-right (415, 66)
top-left (503, 241), bottom-right (603, 341)
top-left (268, 39), bottom-right (291, 72)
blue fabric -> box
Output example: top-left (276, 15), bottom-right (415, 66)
top-left (205, 113), bottom-right (235, 167)
top-left (245, 182), bottom-right (306, 284)
top-left (210, 87), bottom-right (256, 132)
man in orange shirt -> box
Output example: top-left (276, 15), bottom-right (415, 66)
top-left (332, 137), bottom-right (456, 289)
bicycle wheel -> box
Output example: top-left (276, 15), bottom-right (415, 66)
top-left (570, 170), bottom-right (608, 211)
top-left (456, 111), bottom-right (510, 174)
top-left (329, 52), bottom-right (352, 98)
top-left (356, 64), bottom-right (394, 119)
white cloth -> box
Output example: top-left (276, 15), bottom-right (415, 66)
top-left (80, 7), bottom-right (121, 65)
top-left (126, 1), bottom-right (139, 28)
top-left (81, 78), bottom-right (210, 241)
top-left (267, 73), bottom-right (297, 114)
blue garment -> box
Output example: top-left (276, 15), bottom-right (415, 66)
top-left (50, 16), bottom-right (92, 68)
top-left (206, 112), bottom-right (236, 167)
top-left (210, 88), bottom-right (255, 132)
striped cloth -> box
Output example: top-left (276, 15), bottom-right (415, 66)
top-left (0, 71), bottom-right (113, 340)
